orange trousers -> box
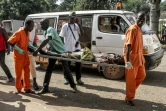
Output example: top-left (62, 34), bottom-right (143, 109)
top-left (125, 65), bottom-right (146, 101)
top-left (14, 55), bottom-right (30, 91)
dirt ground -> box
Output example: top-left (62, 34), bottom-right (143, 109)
top-left (0, 52), bottom-right (166, 111)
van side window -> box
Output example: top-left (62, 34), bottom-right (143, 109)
top-left (33, 18), bottom-right (57, 35)
top-left (57, 16), bottom-right (68, 34)
top-left (79, 16), bottom-right (93, 49)
top-left (98, 16), bottom-right (129, 34)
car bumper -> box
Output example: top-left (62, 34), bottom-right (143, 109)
top-left (144, 48), bottom-right (165, 70)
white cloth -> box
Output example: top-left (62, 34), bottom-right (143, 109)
top-left (29, 55), bottom-right (36, 78)
top-left (29, 28), bottom-right (35, 44)
top-left (59, 23), bottom-right (81, 52)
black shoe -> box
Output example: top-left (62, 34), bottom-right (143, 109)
top-left (37, 87), bottom-right (49, 94)
top-left (126, 100), bottom-right (135, 106)
top-left (33, 82), bottom-right (39, 90)
top-left (77, 79), bottom-right (84, 85)
top-left (72, 86), bottom-right (79, 93)
top-left (6, 77), bottom-right (14, 83)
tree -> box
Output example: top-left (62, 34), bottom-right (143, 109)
top-left (0, 0), bottom-right (50, 20)
top-left (160, 1), bottom-right (166, 18)
top-left (123, 0), bottom-right (150, 13)
top-left (56, 0), bottom-right (76, 11)
top-left (149, 0), bottom-right (161, 34)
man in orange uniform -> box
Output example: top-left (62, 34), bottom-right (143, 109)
top-left (123, 12), bottom-right (146, 106)
top-left (8, 18), bottom-right (36, 94)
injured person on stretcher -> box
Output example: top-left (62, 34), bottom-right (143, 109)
top-left (37, 47), bottom-right (124, 66)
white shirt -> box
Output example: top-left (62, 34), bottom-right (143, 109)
top-left (59, 23), bottom-right (81, 52)
top-left (29, 28), bottom-right (35, 44)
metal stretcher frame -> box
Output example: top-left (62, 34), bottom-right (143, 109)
top-left (32, 53), bottom-right (125, 68)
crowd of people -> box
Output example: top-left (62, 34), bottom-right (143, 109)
top-left (0, 11), bottom-right (146, 106)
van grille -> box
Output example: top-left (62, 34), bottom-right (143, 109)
top-left (154, 47), bottom-right (160, 52)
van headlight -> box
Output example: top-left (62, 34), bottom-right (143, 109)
top-left (143, 46), bottom-right (148, 54)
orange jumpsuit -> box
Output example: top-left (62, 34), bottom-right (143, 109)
top-left (8, 27), bottom-right (30, 91)
top-left (123, 24), bottom-right (146, 101)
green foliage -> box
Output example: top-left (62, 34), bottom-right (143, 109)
top-left (56, 0), bottom-right (118, 11)
top-left (0, 0), bottom-right (51, 20)
top-left (160, 1), bottom-right (166, 18)
top-left (122, 0), bottom-right (150, 14)
top-left (56, 0), bottom-right (76, 11)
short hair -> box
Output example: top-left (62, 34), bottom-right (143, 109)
top-left (40, 18), bottom-right (49, 24)
top-left (137, 11), bottom-right (146, 18)
top-left (25, 17), bottom-right (34, 25)
top-left (69, 11), bottom-right (76, 17)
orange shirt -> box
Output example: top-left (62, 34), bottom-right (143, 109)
top-left (8, 27), bottom-right (29, 60)
top-left (123, 24), bottom-right (145, 67)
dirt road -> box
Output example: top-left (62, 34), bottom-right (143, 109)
top-left (0, 52), bottom-right (166, 111)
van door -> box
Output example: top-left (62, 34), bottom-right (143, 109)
top-left (92, 14), bottom-right (129, 55)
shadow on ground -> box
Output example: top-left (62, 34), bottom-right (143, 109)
top-left (21, 87), bottom-right (166, 111)
top-left (0, 91), bottom-right (29, 111)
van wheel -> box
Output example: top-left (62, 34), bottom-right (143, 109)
top-left (103, 66), bottom-right (125, 80)
top-left (39, 63), bottom-right (48, 70)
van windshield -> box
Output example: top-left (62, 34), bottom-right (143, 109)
top-left (124, 13), bottom-right (136, 25)
top-left (124, 13), bottom-right (153, 34)
top-left (141, 24), bottom-right (153, 34)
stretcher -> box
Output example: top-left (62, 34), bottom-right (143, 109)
top-left (31, 52), bottom-right (125, 67)
top-left (30, 51), bottom-right (125, 80)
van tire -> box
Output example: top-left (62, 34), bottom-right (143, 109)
top-left (103, 66), bottom-right (125, 80)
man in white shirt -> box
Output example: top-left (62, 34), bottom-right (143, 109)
top-left (59, 12), bottom-right (84, 85)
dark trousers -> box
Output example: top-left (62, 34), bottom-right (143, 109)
top-left (0, 50), bottom-right (13, 79)
top-left (64, 62), bottom-right (81, 81)
top-left (43, 58), bottom-right (76, 89)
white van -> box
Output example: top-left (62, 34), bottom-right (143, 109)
top-left (27, 10), bottom-right (164, 79)
top-left (1, 20), bottom-right (24, 36)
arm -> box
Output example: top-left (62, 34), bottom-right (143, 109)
top-left (59, 36), bottom-right (64, 44)
top-left (125, 28), bottom-right (135, 69)
top-left (125, 45), bottom-right (133, 69)
top-left (28, 43), bottom-right (37, 50)
top-left (59, 24), bottom-right (66, 44)
top-left (2, 28), bottom-right (10, 55)
top-left (126, 44), bottom-right (131, 62)
top-left (33, 36), bottom-right (51, 56)
top-left (13, 44), bottom-right (24, 54)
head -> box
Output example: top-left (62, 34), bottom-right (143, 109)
top-left (69, 11), bottom-right (76, 24)
top-left (40, 18), bottom-right (49, 30)
top-left (99, 17), bottom-right (105, 25)
top-left (24, 18), bottom-right (34, 32)
top-left (136, 11), bottom-right (146, 28)
top-left (110, 17), bottom-right (116, 24)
